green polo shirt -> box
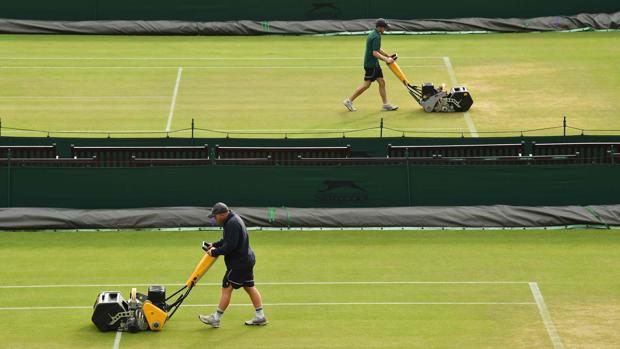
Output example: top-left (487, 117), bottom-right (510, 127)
top-left (364, 30), bottom-right (382, 68)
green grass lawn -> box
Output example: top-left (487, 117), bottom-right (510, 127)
top-left (1, 229), bottom-right (618, 348)
top-left (0, 32), bottom-right (618, 138)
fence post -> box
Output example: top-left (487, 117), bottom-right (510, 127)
top-left (405, 148), bottom-right (412, 206)
top-left (563, 116), bottom-right (566, 136)
top-left (380, 118), bottom-right (384, 138)
top-left (191, 118), bottom-right (195, 139)
top-left (0, 117), bottom-right (2, 137)
top-left (6, 149), bottom-right (11, 207)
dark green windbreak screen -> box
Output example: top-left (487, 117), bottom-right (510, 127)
top-left (1, 164), bottom-right (618, 209)
top-left (0, 1), bottom-right (617, 21)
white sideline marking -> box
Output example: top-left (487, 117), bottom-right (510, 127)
top-left (0, 65), bottom-right (443, 70)
top-left (0, 56), bottom-right (443, 61)
top-left (529, 282), bottom-right (565, 349)
top-left (112, 331), bottom-right (122, 349)
top-left (166, 67), bottom-right (183, 132)
top-left (443, 56), bottom-right (479, 138)
top-left (0, 281), bottom-right (530, 289)
top-left (0, 302), bottom-right (536, 311)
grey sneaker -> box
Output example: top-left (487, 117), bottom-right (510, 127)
top-left (198, 314), bottom-right (220, 328)
top-left (244, 316), bottom-right (268, 326)
top-left (382, 104), bottom-right (399, 111)
top-left (343, 99), bottom-right (357, 112)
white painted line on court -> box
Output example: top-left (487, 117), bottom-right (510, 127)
top-left (112, 331), bottom-right (122, 349)
top-left (529, 282), bottom-right (565, 349)
top-left (0, 56), bottom-right (443, 61)
top-left (0, 302), bottom-right (536, 311)
top-left (213, 127), bottom-right (468, 132)
top-left (0, 96), bottom-right (169, 100)
top-left (185, 302), bottom-right (537, 306)
top-left (166, 67), bottom-right (183, 132)
top-left (0, 306), bottom-right (92, 310)
top-left (0, 65), bottom-right (444, 70)
top-left (0, 280), bottom-right (530, 289)
top-left (443, 56), bottom-right (479, 138)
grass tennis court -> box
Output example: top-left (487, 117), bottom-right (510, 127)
top-left (0, 31), bottom-right (619, 137)
top-left (1, 229), bottom-right (618, 348)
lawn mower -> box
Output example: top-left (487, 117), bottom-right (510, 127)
top-left (91, 254), bottom-right (218, 333)
top-left (387, 55), bottom-right (473, 113)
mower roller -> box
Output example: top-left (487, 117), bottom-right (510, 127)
top-left (387, 55), bottom-right (473, 113)
top-left (92, 254), bottom-right (218, 333)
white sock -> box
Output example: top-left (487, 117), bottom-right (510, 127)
top-left (255, 307), bottom-right (265, 318)
top-left (213, 308), bottom-right (224, 320)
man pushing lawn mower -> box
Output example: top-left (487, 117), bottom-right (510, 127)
top-left (343, 18), bottom-right (399, 112)
top-left (344, 18), bottom-right (474, 113)
top-left (199, 202), bottom-right (268, 328)
top-left (90, 202), bottom-right (265, 333)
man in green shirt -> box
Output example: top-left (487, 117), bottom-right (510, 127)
top-left (344, 18), bottom-right (398, 112)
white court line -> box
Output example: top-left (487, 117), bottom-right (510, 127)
top-left (443, 56), bottom-right (479, 138)
top-left (0, 65), bottom-right (443, 70)
top-left (0, 302), bottom-right (536, 311)
top-left (166, 67), bottom-right (183, 132)
top-left (112, 331), bottom-right (122, 349)
top-left (211, 127), bottom-right (468, 132)
top-left (529, 282), bottom-right (565, 349)
top-left (0, 281), bottom-right (530, 289)
top-left (0, 128), bottom-right (466, 134)
top-left (0, 56), bottom-right (443, 61)
top-left (0, 96), bottom-right (168, 100)
top-left (0, 130), bottom-right (171, 134)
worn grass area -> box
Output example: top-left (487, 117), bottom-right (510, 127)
top-left (0, 32), bottom-right (618, 138)
top-left (0, 229), bottom-right (618, 348)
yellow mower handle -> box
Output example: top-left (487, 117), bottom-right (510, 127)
top-left (185, 254), bottom-right (218, 287)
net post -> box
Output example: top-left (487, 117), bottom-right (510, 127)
top-left (563, 116), bottom-right (566, 136)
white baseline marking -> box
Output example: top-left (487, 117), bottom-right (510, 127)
top-left (0, 65), bottom-right (443, 70)
top-left (529, 282), bottom-right (565, 349)
top-left (0, 96), bottom-right (168, 100)
top-left (0, 280), bottom-right (530, 289)
top-left (166, 67), bottom-right (183, 132)
top-left (112, 331), bottom-right (122, 349)
top-left (443, 56), bottom-right (478, 137)
top-left (0, 56), bottom-right (443, 61)
top-left (0, 302), bottom-right (536, 311)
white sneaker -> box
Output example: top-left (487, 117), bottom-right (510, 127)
top-left (382, 104), bottom-right (399, 111)
top-left (244, 316), bottom-right (268, 326)
top-left (198, 314), bottom-right (220, 328)
top-left (343, 99), bottom-right (357, 112)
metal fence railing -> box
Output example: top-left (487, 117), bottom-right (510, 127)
top-left (0, 117), bottom-right (619, 139)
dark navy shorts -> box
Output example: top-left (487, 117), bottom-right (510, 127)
top-left (364, 66), bottom-right (384, 81)
top-left (222, 266), bottom-right (255, 289)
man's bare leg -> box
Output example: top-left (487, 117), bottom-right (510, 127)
top-left (244, 286), bottom-right (268, 325)
top-left (218, 286), bottom-right (233, 311)
top-left (349, 80), bottom-right (372, 102)
top-left (198, 286), bottom-right (233, 327)
top-left (243, 286), bottom-right (263, 308)
top-left (377, 78), bottom-right (388, 104)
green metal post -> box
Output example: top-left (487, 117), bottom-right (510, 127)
top-left (6, 149), bottom-right (11, 207)
top-left (563, 116), bottom-right (566, 136)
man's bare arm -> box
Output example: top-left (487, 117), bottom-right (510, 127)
top-left (373, 50), bottom-right (394, 64)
